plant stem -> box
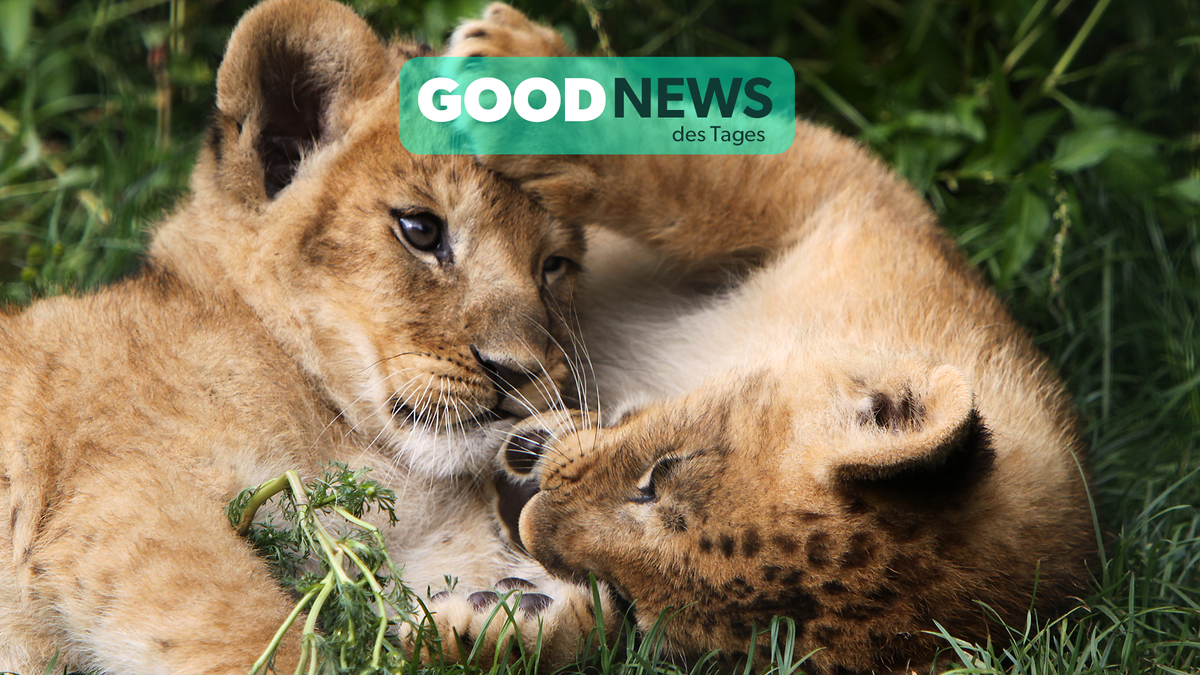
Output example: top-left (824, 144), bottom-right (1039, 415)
top-left (237, 474), bottom-right (292, 535)
top-left (1043, 0), bottom-right (1113, 93)
top-left (248, 586), bottom-right (318, 675)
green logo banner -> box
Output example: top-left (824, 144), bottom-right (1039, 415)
top-left (397, 57), bottom-right (795, 155)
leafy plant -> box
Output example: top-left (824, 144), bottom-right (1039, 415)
top-left (226, 464), bottom-right (413, 675)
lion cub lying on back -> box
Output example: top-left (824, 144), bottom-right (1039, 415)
top-left (437, 6), bottom-right (1098, 674)
top-left (0, 1), bottom-right (615, 672)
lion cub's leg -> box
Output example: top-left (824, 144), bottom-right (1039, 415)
top-left (14, 454), bottom-right (302, 674)
top-left (447, 5), bottom-right (821, 273)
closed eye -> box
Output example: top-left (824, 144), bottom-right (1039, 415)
top-left (631, 455), bottom-right (681, 504)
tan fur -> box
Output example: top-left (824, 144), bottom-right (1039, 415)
top-left (447, 6), bottom-right (1096, 674)
top-left (0, 1), bottom-right (615, 672)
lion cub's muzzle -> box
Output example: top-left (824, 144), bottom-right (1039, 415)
top-left (386, 347), bottom-right (558, 430)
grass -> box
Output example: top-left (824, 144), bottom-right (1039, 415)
top-left (2, 0), bottom-right (1197, 673)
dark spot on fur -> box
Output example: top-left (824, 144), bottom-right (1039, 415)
top-left (155, 637), bottom-right (173, 651)
top-left (772, 534), bottom-right (798, 555)
top-left (834, 602), bottom-right (885, 622)
top-left (821, 580), bottom-right (848, 595)
top-left (464, 27), bottom-right (489, 39)
top-left (805, 532), bottom-right (831, 568)
top-left (29, 562), bottom-right (45, 577)
top-left (724, 577), bottom-right (755, 600)
top-left (699, 535), bottom-right (714, 553)
top-left (813, 623), bottom-right (846, 643)
top-left (865, 585), bottom-right (898, 605)
top-left (20, 546), bottom-right (32, 565)
top-left (742, 529), bottom-right (762, 557)
top-left (730, 621), bottom-right (754, 640)
top-left (840, 532), bottom-right (874, 569)
top-left (720, 534), bottom-right (736, 558)
top-left (761, 565), bottom-right (782, 582)
top-left (780, 569), bottom-right (804, 586)
top-left (755, 586), bottom-right (821, 630)
top-left (858, 388), bottom-right (922, 431)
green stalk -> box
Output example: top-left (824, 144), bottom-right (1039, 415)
top-left (333, 505), bottom-right (404, 582)
top-left (236, 474), bottom-right (291, 535)
top-left (340, 545), bottom-right (393, 668)
top-left (248, 587), bottom-right (318, 675)
top-left (1043, 0), bottom-right (1114, 92)
top-left (287, 472), bottom-right (353, 585)
top-left (298, 560), bottom-right (341, 675)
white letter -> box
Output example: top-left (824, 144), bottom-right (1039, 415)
top-left (514, 77), bottom-right (562, 123)
top-left (565, 78), bottom-right (605, 122)
top-left (465, 77), bottom-right (512, 123)
top-left (418, 77), bottom-right (461, 122)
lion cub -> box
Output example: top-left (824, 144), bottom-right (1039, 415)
top-left (0, 0), bottom-right (610, 672)
top-left (443, 6), bottom-right (1098, 674)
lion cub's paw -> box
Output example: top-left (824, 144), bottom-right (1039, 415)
top-left (401, 577), bottom-right (617, 668)
top-left (447, 3), bottom-right (569, 58)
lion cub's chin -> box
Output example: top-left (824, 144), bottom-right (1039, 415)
top-left (380, 416), bottom-right (520, 478)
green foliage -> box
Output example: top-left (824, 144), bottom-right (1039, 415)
top-left (226, 464), bottom-right (412, 675)
top-left (3, 0), bottom-right (1197, 673)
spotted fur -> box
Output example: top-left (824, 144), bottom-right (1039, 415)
top-left (448, 5), bottom-right (1096, 674)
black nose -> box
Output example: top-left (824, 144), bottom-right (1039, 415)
top-left (472, 346), bottom-right (535, 392)
top-left (504, 429), bottom-right (550, 475)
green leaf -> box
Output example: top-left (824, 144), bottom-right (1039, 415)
top-left (1052, 125), bottom-right (1121, 172)
top-left (1052, 125), bottom-right (1162, 173)
top-left (0, 0), bottom-right (36, 61)
top-left (997, 184), bottom-right (1051, 286)
top-left (1162, 176), bottom-right (1200, 204)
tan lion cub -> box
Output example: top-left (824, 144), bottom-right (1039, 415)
top-left (0, 0), bottom-right (612, 672)
top-left (441, 6), bottom-right (1098, 674)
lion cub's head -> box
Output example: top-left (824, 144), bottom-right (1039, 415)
top-left (512, 350), bottom-right (1091, 673)
top-left (150, 0), bottom-right (581, 477)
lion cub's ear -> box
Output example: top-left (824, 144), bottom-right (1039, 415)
top-left (204, 0), bottom-right (389, 203)
top-left (816, 362), bottom-right (994, 495)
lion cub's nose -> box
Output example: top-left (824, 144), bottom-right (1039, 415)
top-left (505, 429), bottom-right (551, 475)
top-left (472, 346), bottom-right (536, 392)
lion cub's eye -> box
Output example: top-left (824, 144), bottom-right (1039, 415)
top-left (631, 455), bottom-right (680, 504)
top-left (390, 210), bottom-right (445, 255)
top-left (542, 255), bottom-right (572, 282)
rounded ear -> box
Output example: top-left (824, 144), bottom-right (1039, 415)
top-left (816, 363), bottom-right (994, 492)
top-left (204, 0), bottom-right (390, 202)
